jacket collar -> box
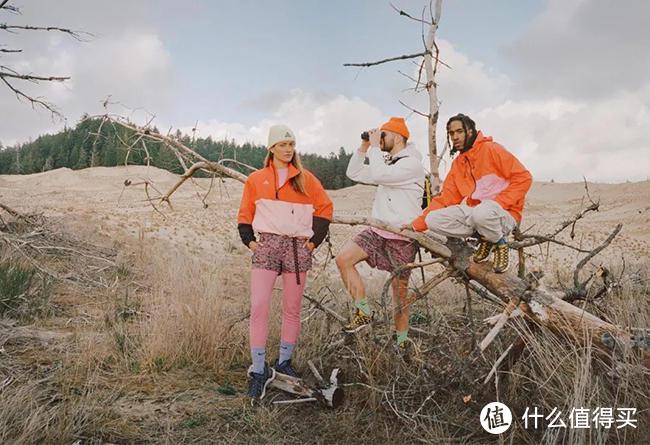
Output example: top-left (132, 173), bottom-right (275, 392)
top-left (458, 131), bottom-right (491, 161)
top-left (265, 161), bottom-right (301, 180)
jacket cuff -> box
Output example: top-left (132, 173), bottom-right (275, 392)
top-left (237, 223), bottom-right (256, 247)
top-left (310, 216), bottom-right (330, 248)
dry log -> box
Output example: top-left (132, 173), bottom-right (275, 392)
top-left (269, 368), bottom-right (344, 408)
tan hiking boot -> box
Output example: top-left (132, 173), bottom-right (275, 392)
top-left (343, 309), bottom-right (371, 333)
top-left (472, 239), bottom-right (494, 263)
top-left (492, 242), bottom-right (510, 273)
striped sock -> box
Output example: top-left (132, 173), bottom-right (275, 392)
top-left (355, 298), bottom-right (371, 316)
top-left (396, 330), bottom-right (408, 346)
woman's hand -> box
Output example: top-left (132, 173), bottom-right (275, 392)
top-left (304, 241), bottom-right (315, 252)
top-left (249, 241), bottom-right (262, 252)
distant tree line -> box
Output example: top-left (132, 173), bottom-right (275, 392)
top-left (0, 118), bottom-right (358, 190)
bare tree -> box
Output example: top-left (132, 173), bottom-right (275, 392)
top-left (344, 1), bottom-right (446, 192)
top-left (0, 0), bottom-right (91, 118)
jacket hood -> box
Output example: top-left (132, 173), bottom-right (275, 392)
top-left (458, 131), bottom-right (492, 160)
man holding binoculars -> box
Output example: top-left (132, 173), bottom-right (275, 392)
top-left (335, 117), bottom-right (425, 352)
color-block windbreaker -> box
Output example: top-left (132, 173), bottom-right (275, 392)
top-left (237, 162), bottom-right (333, 248)
top-left (412, 132), bottom-right (532, 231)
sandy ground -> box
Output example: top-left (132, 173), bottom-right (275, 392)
top-left (1, 165), bottom-right (648, 272)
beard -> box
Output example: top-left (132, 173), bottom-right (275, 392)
top-left (380, 140), bottom-right (393, 152)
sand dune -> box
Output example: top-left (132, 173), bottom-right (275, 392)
top-left (1, 166), bottom-right (648, 271)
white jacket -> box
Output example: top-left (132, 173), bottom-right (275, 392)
top-left (346, 144), bottom-right (426, 227)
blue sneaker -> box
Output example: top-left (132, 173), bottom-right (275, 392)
top-left (247, 363), bottom-right (275, 400)
top-left (274, 359), bottom-right (300, 378)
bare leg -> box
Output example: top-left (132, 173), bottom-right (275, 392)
top-left (391, 276), bottom-right (412, 333)
top-left (335, 241), bottom-right (369, 303)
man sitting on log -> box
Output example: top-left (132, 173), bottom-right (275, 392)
top-left (410, 114), bottom-right (532, 273)
top-left (336, 117), bottom-right (425, 351)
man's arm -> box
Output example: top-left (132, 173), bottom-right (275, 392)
top-left (345, 146), bottom-right (377, 184)
top-left (491, 145), bottom-right (532, 214)
top-left (366, 148), bottom-right (423, 186)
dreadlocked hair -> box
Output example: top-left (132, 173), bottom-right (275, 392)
top-left (447, 113), bottom-right (477, 155)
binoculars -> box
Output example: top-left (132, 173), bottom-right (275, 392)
top-left (360, 131), bottom-right (386, 141)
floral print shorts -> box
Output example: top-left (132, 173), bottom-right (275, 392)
top-left (353, 228), bottom-right (418, 279)
top-left (252, 233), bottom-right (313, 274)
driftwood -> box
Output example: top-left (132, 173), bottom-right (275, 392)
top-left (269, 368), bottom-right (344, 409)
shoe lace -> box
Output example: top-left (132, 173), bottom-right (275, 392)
top-left (355, 310), bottom-right (369, 323)
top-left (494, 244), bottom-right (508, 266)
top-left (477, 241), bottom-right (491, 256)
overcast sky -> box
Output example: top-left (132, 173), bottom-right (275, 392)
top-left (1, 0), bottom-right (649, 182)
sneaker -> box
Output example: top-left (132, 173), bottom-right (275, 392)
top-left (274, 359), bottom-right (300, 378)
top-left (492, 242), bottom-right (510, 273)
top-left (343, 308), bottom-right (371, 333)
top-left (247, 363), bottom-right (276, 400)
top-left (472, 239), bottom-right (494, 263)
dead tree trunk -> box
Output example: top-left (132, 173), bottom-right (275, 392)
top-left (424, 0), bottom-right (443, 192)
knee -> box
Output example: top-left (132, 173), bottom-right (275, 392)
top-left (471, 203), bottom-right (498, 227)
top-left (335, 254), bottom-right (346, 270)
top-left (335, 251), bottom-right (354, 270)
top-left (425, 209), bottom-right (450, 229)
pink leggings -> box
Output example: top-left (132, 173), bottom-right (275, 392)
top-left (249, 269), bottom-right (307, 349)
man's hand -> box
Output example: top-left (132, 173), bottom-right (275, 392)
top-left (368, 128), bottom-right (381, 148)
top-left (304, 241), bottom-right (316, 252)
top-left (359, 138), bottom-right (370, 153)
top-left (400, 223), bottom-right (413, 230)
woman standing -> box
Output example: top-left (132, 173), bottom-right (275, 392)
top-left (237, 124), bottom-right (333, 400)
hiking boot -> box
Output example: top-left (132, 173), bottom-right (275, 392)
top-left (343, 309), bottom-right (371, 333)
top-left (274, 359), bottom-right (300, 378)
top-left (247, 363), bottom-right (276, 400)
top-left (393, 339), bottom-right (413, 362)
top-left (472, 239), bottom-right (494, 263)
top-left (492, 242), bottom-right (510, 273)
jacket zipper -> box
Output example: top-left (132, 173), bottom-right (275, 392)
top-left (464, 156), bottom-right (477, 198)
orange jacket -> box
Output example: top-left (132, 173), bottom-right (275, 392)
top-left (412, 132), bottom-right (532, 231)
top-left (238, 162), bottom-right (333, 247)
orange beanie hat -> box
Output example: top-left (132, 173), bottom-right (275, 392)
top-left (380, 117), bottom-right (410, 139)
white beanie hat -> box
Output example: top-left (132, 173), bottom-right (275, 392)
top-left (267, 124), bottom-right (296, 148)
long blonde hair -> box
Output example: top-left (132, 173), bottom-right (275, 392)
top-left (264, 148), bottom-right (307, 195)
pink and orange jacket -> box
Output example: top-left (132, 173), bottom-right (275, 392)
top-left (412, 132), bottom-right (532, 231)
top-left (237, 162), bottom-right (333, 247)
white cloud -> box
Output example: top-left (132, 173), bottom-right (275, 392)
top-left (475, 88), bottom-right (650, 182)
top-left (1, 31), bottom-right (174, 146)
top-left (184, 89), bottom-right (385, 156)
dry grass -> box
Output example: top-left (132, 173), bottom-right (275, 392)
top-left (0, 220), bottom-right (647, 443)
